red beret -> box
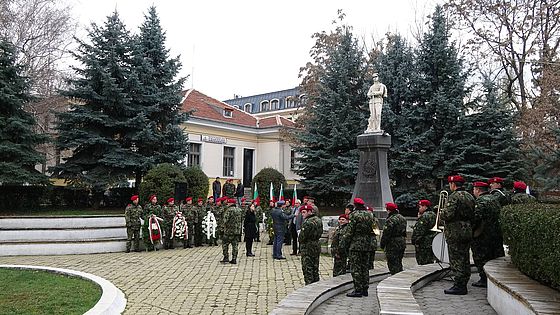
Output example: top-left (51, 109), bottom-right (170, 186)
top-left (385, 202), bottom-right (398, 211)
top-left (241, 197), bottom-right (246, 202)
top-left (197, 198), bottom-right (203, 203)
top-left (301, 205), bottom-right (312, 211)
top-left (488, 177), bottom-right (504, 184)
top-left (149, 194), bottom-right (156, 201)
top-left (353, 198), bottom-right (365, 205)
top-left (208, 196), bottom-right (214, 199)
top-left (513, 181), bottom-right (527, 190)
top-left (448, 175), bottom-right (465, 183)
top-left (366, 206), bottom-right (373, 212)
top-left (473, 181), bottom-right (489, 188)
top-left (339, 214), bottom-right (349, 220)
top-left (130, 195), bottom-right (138, 201)
top-left (167, 197), bottom-right (174, 203)
top-left (418, 199), bottom-right (431, 207)
top-left (227, 198), bottom-right (236, 204)
top-left (185, 197), bottom-right (193, 202)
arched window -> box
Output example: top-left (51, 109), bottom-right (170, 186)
top-left (298, 94), bottom-right (307, 106)
top-left (270, 99), bottom-right (279, 110)
top-left (260, 100), bottom-right (270, 112)
top-left (285, 96), bottom-right (295, 108)
top-left (244, 103), bottom-right (252, 113)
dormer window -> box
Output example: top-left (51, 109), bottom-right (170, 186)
top-left (223, 108), bottom-right (233, 118)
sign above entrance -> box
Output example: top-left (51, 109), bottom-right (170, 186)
top-left (202, 135), bottom-right (227, 144)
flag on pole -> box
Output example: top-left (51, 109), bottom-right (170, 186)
top-left (279, 184), bottom-right (284, 201)
top-left (269, 182), bottom-right (274, 202)
top-left (293, 183), bottom-right (298, 202)
top-left (253, 182), bottom-right (260, 205)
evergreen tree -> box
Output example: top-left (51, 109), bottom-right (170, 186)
top-left (131, 6), bottom-right (188, 186)
top-left (295, 18), bottom-right (369, 197)
top-left (53, 12), bottom-right (149, 189)
top-left (0, 39), bottom-right (48, 185)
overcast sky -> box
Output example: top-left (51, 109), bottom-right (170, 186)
top-left (72, 0), bottom-right (441, 101)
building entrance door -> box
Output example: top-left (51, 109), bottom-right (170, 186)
top-left (243, 149), bottom-right (254, 187)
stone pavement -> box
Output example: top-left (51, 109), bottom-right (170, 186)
top-left (414, 275), bottom-right (497, 315)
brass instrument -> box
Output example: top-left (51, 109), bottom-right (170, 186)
top-left (430, 190), bottom-right (448, 232)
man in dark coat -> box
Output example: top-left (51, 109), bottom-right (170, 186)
top-left (270, 200), bottom-right (294, 259)
top-left (212, 177), bottom-right (222, 200)
top-left (244, 201), bottom-right (257, 257)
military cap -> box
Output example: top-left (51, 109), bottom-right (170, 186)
top-left (185, 197), bottom-right (193, 202)
top-left (488, 177), bottom-right (504, 184)
top-left (418, 199), bottom-right (431, 207)
top-left (149, 194), bottom-right (157, 201)
top-left (385, 202), bottom-right (398, 211)
top-left (447, 175), bottom-right (465, 183)
top-left (339, 214), bottom-right (349, 220)
top-left (276, 200), bottom-right (286, 206)
top-left (197, 198), bottom-right (203, 203)
top-left (167, 197), bottom-right (174, 203)
top-left (513, 181), bottom-right (527, 190)
top-left (366, 205), bottom-right (374, 212)
top-left (353, 198), bottom-right (365, 205)
top-left (226, 198), bottom-right (236, 204)
top-left (300, 205), bottom-right (313, 211)
top-left (473, 181), bottom-right (489, 187)
top-left (130, 195), bottom-right (139, 201)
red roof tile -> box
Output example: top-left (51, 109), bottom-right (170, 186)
top-left (258, 115), bottom-right (295, 128)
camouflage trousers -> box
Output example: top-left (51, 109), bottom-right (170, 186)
top-left (415, 244), bottom-right (436, 265)
top-left (333, 254), bottom-right (348, 277)
top-left (448, 240), bottom-right (471, 288)
top-left (385, 242), bottom-right (405, 275)
top-left (301, 243), bottom-right (321, 285)
top-left (126, 227), bottom-right (140, 252)
top-left (222, 234), bottom-right (239, 260)
top-left (187, 222), bottom-right (195, 247)
top-left (472, 238), bottom-right (504, 280)
top-left (142, 224), bottom-right (154, 251)
top-left (349, 251), bottom-right (370, 292)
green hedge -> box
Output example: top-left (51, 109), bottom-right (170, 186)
top-left (183, 166), bottom-right (209, 200)
top-left (501, 203), bottom-right (560, 290)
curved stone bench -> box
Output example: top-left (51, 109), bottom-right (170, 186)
top-left (0, 264), bottom-right (126, 315)
top-left (377, 263), bottom-right (449, 315)
top-left (271, 269), bottom-right (391, 315)
top-left (484, 257), bottom-right (560, 315)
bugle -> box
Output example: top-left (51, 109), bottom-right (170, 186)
top-left (430, 190), bottom-right (448, 232)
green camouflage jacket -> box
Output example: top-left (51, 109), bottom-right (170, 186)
top-left (331, 223), bottom-right (349, 257)
top-left (223, 183), bottom-right (236, 198)
top-left (473, 193), bottom-right (501, 241)
top-left (341, 209), bottom-right (376, 252)
top-left (299, 214), bottom-right (323, 245)
top-left (489, 189), bottom-right (510, 207)
top-left (143, 203), bottom-right (162, 219)
top-left (162, 205), bottom-right (178, 222)
top-left (441, 188), bottom-right (475, 243)
top-left (222, 205), bottom-right (244, 235)
top-left (380, 211), bottom-right (407, 249)
top-left (411, 210), bottom-right (437, 247)
top-left (510, 192), bottom-right (537, 204)
top-left (125, 204), bottom-right (142, 227)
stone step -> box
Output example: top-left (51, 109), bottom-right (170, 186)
top-left (0, 238), bottom-right (127, 256)
top-left (0, 216), bottom-right (125, 229)
top-left (0, 227), bottom-right (126, 242)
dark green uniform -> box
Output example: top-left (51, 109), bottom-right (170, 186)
top-left (194, 205), bottom-right (205, 246)
top-left (441, 188), bottom-right (475, 290)
top-left (214, 203), bottom-right (225, 241)
top-left (331, 223), bottom-right (349, 277)
top-left (299, 213), bottom-right (323, 284)
top-left (223, 182), bottom-right (236, 198)
top-left (489, 188), bottom-right (510, 207)
top-left (341, 209), bottom-right (376, 295)
top-left (510, 192), bottom-right (536, 204)
top-left (161, 204), bottom-right (178, 249)
top-left (222, 204), bottom-right (244, 262)
top-left (182, 204), bottom-right (195, 248)
top-left (142, 203), bottom-right (162, 251)
top-left (411, 210), bottom-right (437, 265)
top-left (472, 193), bottom-right (505, 282)
top-left (380, 211), bottom-right (407, 274)
top-left (124, 203), bottom-right (142, 252)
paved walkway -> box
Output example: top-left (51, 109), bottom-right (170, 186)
top-left (414, 276), bottom-right (497, 315)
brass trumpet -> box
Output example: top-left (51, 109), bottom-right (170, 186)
top-left (430, 190), bottom-right (448, 232)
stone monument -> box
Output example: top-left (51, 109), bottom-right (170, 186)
top-left (352, 73), bottom-right (393, 223)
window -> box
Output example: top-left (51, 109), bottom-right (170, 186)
top-left (270, 99), bottom-right (279, 110)
top-left (290, 149), bottom-right (297, 170)
top-left (188, 143), bottom-right (201, 167)
top-left (260, 101), bottom-right (269, 112)
top-left (286, 96), bottom-right (296, 108)
top-left (223, 108), bottom-right (233, 118)
top-left (244, 103), bottom-right (252, 112)
top-left (223, 146), bottom-right (235, 176)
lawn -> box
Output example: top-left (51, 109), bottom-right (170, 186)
top-left (0, 268), bottom-right (102, 315)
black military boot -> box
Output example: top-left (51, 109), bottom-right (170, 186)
top-left (229, 258), bottom-right (237, 264)
top-left (362, 288), bottom-right (369, 297)
top-left (346, 290), bottom-right (363, 298)
top-left (472, 277), bottom-right (487, 288)
top-left (444, 285), bottom-right (468, 295)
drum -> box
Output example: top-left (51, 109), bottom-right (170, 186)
top-left (432, 232), bottom-right (449, 263)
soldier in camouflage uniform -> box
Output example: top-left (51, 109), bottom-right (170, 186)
top-left (331, 214), bottom-right (350, 277)
top-left (511, 181), bottom-right (537, 204)
top-left (441, 175), bottom-right (475, 295)
top-left (182, 197), bottom-right (195, 248)
top-left (365, 205), bottom-right (379, 270)
top-left (411, 199), bottom-right (437, 265)
top-left (299, 204), bottom-right (323, 284)
top-left (341, 198), bottom-right (377, 297)
top-left (125, 195), bottom-right (142, 252)
top-left (221, 198), bottom-right (244, 264)
top-left (380, 202), bottom-right (407, 274)
top-left (142, 195), bottom-right (162, 251)
top-left (223, 179), bottom-right (236, 198)
top-left (162, 198), bottom-right (178, 249)
top-left (488, 177), bottom-right (510, 207)
top-left (471, 181), bottom-right (505, 287)
top-left (214, 197), bottom-right (226, 242)
top-left (194, 198), bottom-right (205, 246)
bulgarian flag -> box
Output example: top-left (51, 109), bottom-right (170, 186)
top-left (253, 182), bottom-right (260, 205)
top-left (293, 183), bottom-right (298, 202)
top-left (269, 182), bottom-right (274, 202)
top-left (279, 184), bottom-right (284, 201)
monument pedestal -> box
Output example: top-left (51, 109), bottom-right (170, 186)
top-left (352, 133), bottom-right (393, 222)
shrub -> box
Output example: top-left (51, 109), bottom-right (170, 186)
top-left (501, 203), bottom-right (560, 290)
top-left (252, 168), bottom-right (287, 209)
top-left (0, 186), bottom-right (47, 211)
top-left (395, 193), bottom-right (419, 217)
top-left (183, 166), bottom-right (209, 201)
top-left (139, 163), bottom-right (186, 205)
